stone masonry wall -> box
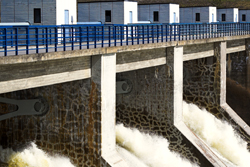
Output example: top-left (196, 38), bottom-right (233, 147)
top-left (116, 64), bottom-right (213, 167)
top-left (183, 46), bottom-right (250, 151)
top-left (0, 79), bottom-right (110, 167)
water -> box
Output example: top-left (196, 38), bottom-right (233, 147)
top-left (183, 101), bottom-right (250, 167)
top-left (116, 124), bottom-right (199, 167)
top-left (0, 142), bottom-right (75, 167)
top-left (1, 103), bottom-right (250, 167)
top-left (116, 101), bottom-right (250, 167)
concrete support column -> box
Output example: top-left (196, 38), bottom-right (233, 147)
top-left (214, 42), bottom-right (227, 105)
top-left (91, 53), bottom-right (128, 167)
top-left (166, 46), bottom-right (183, 125)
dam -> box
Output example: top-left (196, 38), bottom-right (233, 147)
top-left (0, 23), bottom-right (250, 167)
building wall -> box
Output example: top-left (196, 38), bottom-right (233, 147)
top-left (239, 10), bottom-right (250, 22)
top-left (180, 7), bottom-right (211, 23)
top-left (56, 0), bottom-right (77, 25)
top-left (78, 2), bottom-right (137, 24)
top-left (1, 0), bottom-right (15, 23)
top-left (1, 0), bottom-right (57, 25)
top-left (138, 5), bottom-right (150, 22)
top-left (234, 8), bottom-right (239, 22)
top-left (217, 8), bottom-right (238, 22)
top-left (138, 4), bottom-right (179, 23)
top-left (169, 4), bottom-right (179, 23)
top-left (209, 7), bottom-right (217, 23)
top-left (124, 1), bottom-right (137, 24)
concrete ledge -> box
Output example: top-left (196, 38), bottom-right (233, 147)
top-left (226, 45), bottom-right (245, 54)
top-left (0, 69), bottom-right (91, 94)
top-left (183, 50), bottom-right (214, 61)
top-left (116, 57), bottom-right (166, 73)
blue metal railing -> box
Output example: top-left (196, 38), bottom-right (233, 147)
top-left (0, 22), bottom-right (250, 56)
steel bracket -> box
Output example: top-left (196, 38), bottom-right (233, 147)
top-left (0, 97), bottom-right (49, 121)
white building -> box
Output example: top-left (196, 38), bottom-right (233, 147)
top-left (217, 8), bottom-right (238, 22)
top-left (78, 0), bottom-right (138, 24)
top-left (138, 3), bottom-right (179, 23)
top-left (239, 10), bottom-right (250, 22)
top-left (1, 0), bottom-right (77, 25)
top-left (180, 6), bottom-right (217, 23)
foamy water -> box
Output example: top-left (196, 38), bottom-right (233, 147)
top-left (0, 142), bottom-right (75, 167)
top-left (183, 101), bottom-right (250, 167)
top-left (116, 124), bottom-right (199, 167)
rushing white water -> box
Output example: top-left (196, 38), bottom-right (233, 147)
top-left (116, 124), bottom-right (199, 167)
top-left (0, 142), bottom-right (75, 167)
top-left (183, 101), bottom-right (250, 167)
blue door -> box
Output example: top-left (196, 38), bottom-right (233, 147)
top-left (129, 11), bottom-right (133, 23)
top-left (173, 12), bottom-right (176, 23)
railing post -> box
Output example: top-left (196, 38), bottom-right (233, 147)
top-left (156, 25), bottom-right (159, 43)
top-left (114, 26), bottom-right (116, 46)
top-left (170, 25), bottom-right (172, 41)
top-left (102, 26), bottom-right (104, 47)
top-left (152, 25), bottom-right (154, 43)
top-left (4, 28), bottom-right (7, 56)
top-left (55, 27), bottom-right (58, 52)
top-left (109, 26), bottom-right (111, 47)
top-left (142, 25), bottom-right (145, 44)
top-left (45, 27), bottom-right (48, 53)
top-left (174, 25), bottom-right (177, 41)
top-left (71, 27), bottom-right (74, 50)
top-left (120, 26), bottom-right (123, 46)
top-left (15, 28), bottom-right (18, 55)
top-left (147, 25), bottom-right (149, 43)
top-left (26, 27), bottom-right (29, 55)
top-left (63, 27), bottom-right (66, 51)
top-left (87, 26), bottom-right (89, 49)
top-left (137, 25), bottom-right (139, 44)
top-left (178, 24), bottom-right (180, 41)
top-left (166, 25), bottom-right (168, 42)
top-left (131, 26), bottom-right (134, 45)
top-left (126, 25), bottom-right (128, 45)
top-left (161, 25), bottom-right (163, 42)
top-left (36, 27), bottom-right (39, 53)
top-left (79, 27), bottom-right (82, 50)
top-left (94, 26), bottom-right (97, 48)
top-left (42, 29), bottom-right (45, 45)
top-left (11, 29), bottom-right (13, 47)
top-left (49, 28), bottom-right (52, 45)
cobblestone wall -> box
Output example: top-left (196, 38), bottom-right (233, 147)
top-left (0, 79), bottom-right (110, 167)
top-left (183, 49), bottom-right (250, 152)
top-left (116, 64), bottom-right (213, 167)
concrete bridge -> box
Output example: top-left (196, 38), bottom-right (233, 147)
top-left (1, 23), bottom-right (250, 167)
